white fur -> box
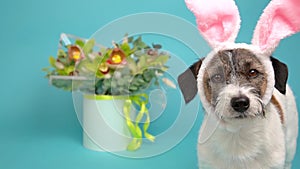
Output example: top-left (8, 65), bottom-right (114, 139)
top-left (274, 86), bottom-right (299, 168)
top-left (197, 85), bottom-right (298, 169)
top-left (214, 85), bottom-right (263, 120)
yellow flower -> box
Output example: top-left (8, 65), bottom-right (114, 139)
top-left (68, 45), bottom-right (82, 61)
top-left (112, 54), bottom-right (122, 64)
top-left (98, 62), bottom-right (109, 74)
top-left (107, 48), bottom-right (125, 64)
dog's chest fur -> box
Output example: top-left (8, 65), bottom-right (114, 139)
top-left (198, 99), bottom-right (286, 169)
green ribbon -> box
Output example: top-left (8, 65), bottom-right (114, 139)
top-left (123, 93), bottom-right (155, 151)
top-left (85, 93), bottom-right (155, 151)
top-left (84, 94), bottom-right (128, 100)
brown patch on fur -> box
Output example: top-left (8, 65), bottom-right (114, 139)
top-left (233, 49), bottom-right (268, 97)
top-left (271, 95), bottom-right (284, 124)
top-left (203, 71), bottom-right (212, 103)
top-left (260, 78), bottom-right (268, 97)
top-left (202, 48), bottom-right (269, 106)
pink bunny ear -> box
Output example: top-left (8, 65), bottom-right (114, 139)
top-left (185, 0), bottom-right (241, 48)
top-left (252, 0), bottom-right (300, 55)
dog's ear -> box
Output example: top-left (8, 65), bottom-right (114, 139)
top-left (178, 59), bottom-right (203, 103)
top-left (271, 57), bottom-right (288, 94)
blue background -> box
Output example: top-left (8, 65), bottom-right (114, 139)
top-left (1, 0), bottom-right (300, 168)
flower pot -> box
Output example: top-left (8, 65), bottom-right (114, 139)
top-left (82, 95), bottom-right (134, 152)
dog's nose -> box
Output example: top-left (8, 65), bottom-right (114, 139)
top-left (231, 96), bottom-right (250, 113)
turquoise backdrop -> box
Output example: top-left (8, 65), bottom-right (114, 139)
top-left (1, 0), bottom-right (299, 168)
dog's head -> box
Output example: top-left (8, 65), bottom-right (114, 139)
top-left (178, 45), bottom-right (288, 120)
top-left (178, 0), bottom-right (299, 121)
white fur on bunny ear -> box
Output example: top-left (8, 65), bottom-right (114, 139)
top-left (252, 0), bottom-right (300, 55)
top-left (185, 0), bottom-right (241, 48)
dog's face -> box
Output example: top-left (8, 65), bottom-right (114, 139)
top-left (178, 47), bottom-right (288, 121)
top-left (202, 49), bottom-right (267, 119)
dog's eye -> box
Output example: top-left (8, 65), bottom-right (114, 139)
top-left (248, 69), bottom-right (259, 78)
top-left (211, 74), bottom-right (224, 83)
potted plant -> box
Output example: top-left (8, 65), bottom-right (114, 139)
top-left (43, 33), bottom-right (172, 151)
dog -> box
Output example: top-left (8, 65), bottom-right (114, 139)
top-left (178, 0), bottom-right (299, 168)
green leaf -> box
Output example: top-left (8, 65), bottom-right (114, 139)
top-left (133, 36), bottom-right (148, 49)
top-left (95, 71), bottom-right (105, 79)
top-left (154, 55), bottom-right (170, 65)
top-left (129, 85), bottom-right (138, 91)
top-left (137, 55), bottom-right (147, 70)
top-left (82, 39), bottom-right (95, 56)
top-left (64, 65), bottom-right (75, 75)
top-left (77, 58), bottom-right (98, 73)
top-left (133, 36), bottom-right (142, 45)
top-left (143, 70), bottom-right (155, 82)
top-left (126, 56), bottom-right (137, 73)
top-left (56, 69), bottom-right (68, 76)
top-left (49, 56), bottom-right (56, 67)
top-left (120, 43), bottom-right (131, 55)
top-left (59, 57), bottom-right (68, 65)
top-left (75, 39), bottom-right (85, 48)
top-left (137, 78), bottom-right (145, 84)
top-left (57, 49), bottom-right (67, 59)
top-left (128, 36), bottom-right (134, 43)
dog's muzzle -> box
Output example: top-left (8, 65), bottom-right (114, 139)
top-left (231, 95), bottom-right (250, 113)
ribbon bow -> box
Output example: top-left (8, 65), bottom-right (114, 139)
top-left (123, 93), bottom-right (155, 151)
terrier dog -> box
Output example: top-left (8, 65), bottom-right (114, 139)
top-left (178, 0), bottom-right (299, 168)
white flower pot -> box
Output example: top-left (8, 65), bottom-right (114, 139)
top-left (82, 95), bottom-right (133, 152)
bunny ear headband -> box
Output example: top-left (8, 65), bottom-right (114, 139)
top-left (180, 0), bottom-right (300, 114)
top-left (185, 0), bottom-right (300, 55)
top-left (181, 0), bottom-right (300, 143)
